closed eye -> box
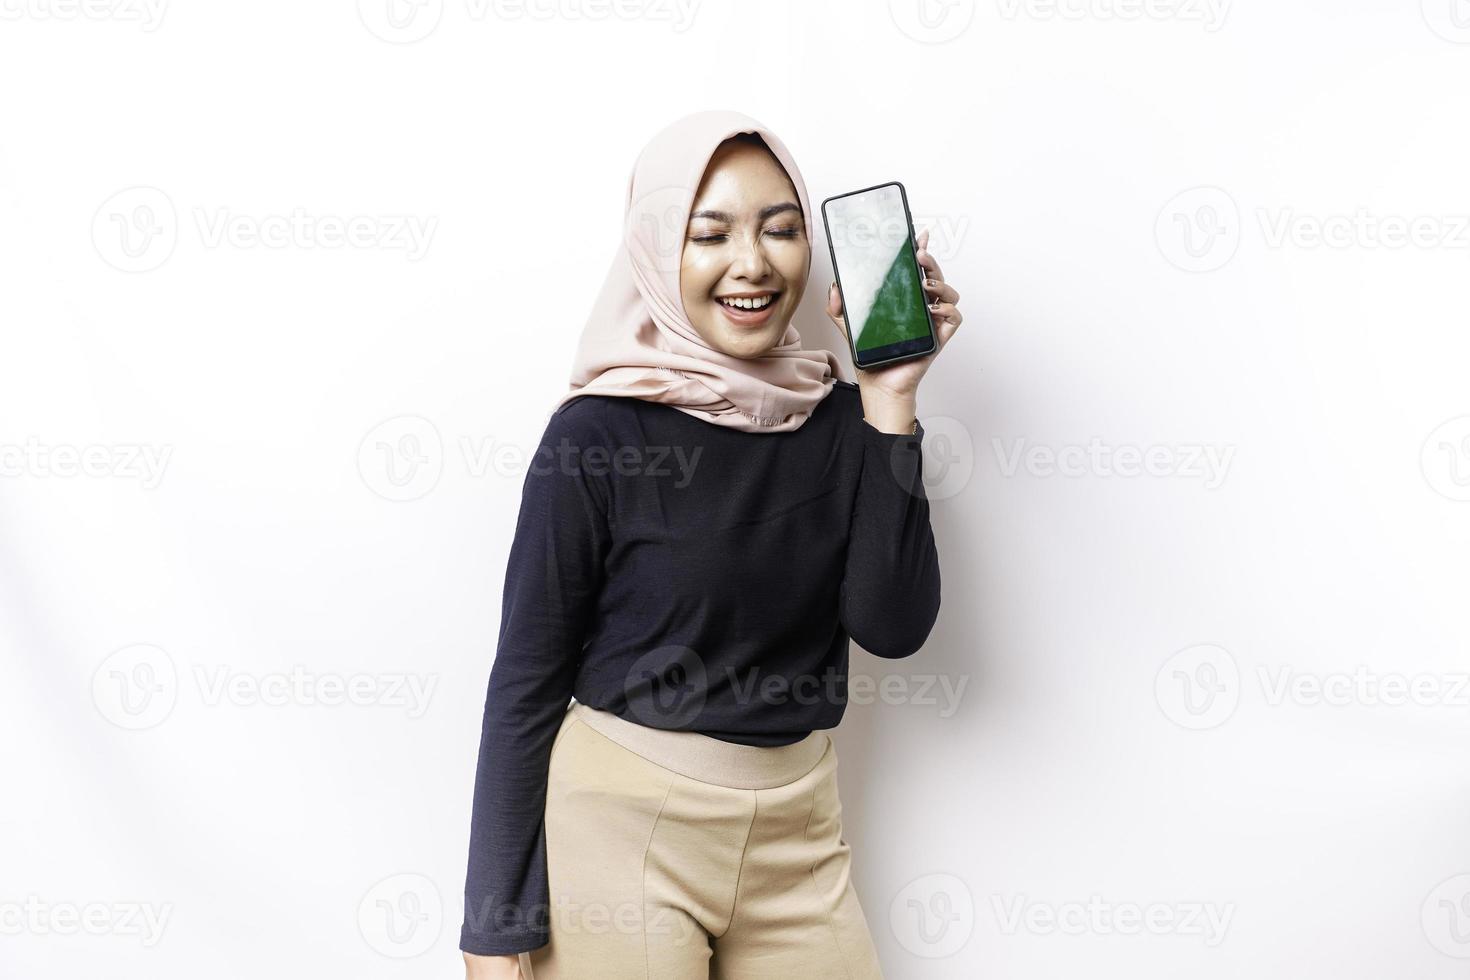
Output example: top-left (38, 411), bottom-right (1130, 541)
top-left (690, 227), bottom-right (802, 244)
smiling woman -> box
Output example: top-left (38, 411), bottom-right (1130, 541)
top-left (679, 133), bottom-right (810, 358)
top-left (460, 109), bottom-right (955, 980)
top-left (547, 111), bottom-right (856, 432)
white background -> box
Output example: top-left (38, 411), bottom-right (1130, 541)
top-left (3, 1), bottom-right (1470, 977)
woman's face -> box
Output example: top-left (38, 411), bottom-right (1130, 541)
top-left (679, 140), bottom-right (810, 358)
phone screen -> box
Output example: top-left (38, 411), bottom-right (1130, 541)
top-left (821, 182), bottom-right (935, 367)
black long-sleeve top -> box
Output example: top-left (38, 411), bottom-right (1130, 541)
top-left (459, 379), bottom-right (941, 956)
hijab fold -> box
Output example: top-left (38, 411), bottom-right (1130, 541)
top-left (553, 110), bottom-right (842, 432)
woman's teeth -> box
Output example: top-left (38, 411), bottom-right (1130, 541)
top-left (718, 294), bottom-right (775, 310)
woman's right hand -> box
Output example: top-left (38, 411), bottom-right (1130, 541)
top-left (463, 951), bottom-right (522, 979)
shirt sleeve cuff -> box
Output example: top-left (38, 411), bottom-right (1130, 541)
top-left (459, 926), bottom-right (549, 957)
top-left (860, 417), bottom-right (928, 496)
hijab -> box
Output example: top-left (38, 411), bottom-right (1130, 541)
top-left (552, 110), bottom-right (843, 432)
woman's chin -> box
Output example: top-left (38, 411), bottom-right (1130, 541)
top-left (718, 323), bottom-right (787, 358)
top-left (692, 308), bottom-right (790, 357)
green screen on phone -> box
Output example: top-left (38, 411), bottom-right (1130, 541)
top-left (824, 184), bottom-right (931, 355)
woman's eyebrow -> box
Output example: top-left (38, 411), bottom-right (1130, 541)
top-left (689, 202), bottom-right (801, 222)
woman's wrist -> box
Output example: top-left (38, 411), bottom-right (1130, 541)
top-left (858, 386), bottom-right (918, 435)
top-left (464, 950), bottom-right (522, 979)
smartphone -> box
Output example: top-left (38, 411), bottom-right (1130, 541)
top-left (820, 181), bottom-right (937, 370)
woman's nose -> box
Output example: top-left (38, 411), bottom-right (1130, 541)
top-left (730, 235), bottom-right (771, 279)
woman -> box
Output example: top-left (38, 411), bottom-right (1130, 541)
top-left (461, 109), bottom-right (962, 980)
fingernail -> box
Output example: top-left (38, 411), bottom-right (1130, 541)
top-left (928, 301), bottom-right (941, 311)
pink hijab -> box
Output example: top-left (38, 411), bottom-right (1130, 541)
top-left (552, 110), bottom-right (844, 432)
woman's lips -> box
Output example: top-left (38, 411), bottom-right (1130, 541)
top-left (715, 295), bottom-right (779, 328)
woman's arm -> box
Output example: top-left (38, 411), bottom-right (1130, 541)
top-left (838, 411), bottom-right (942, 658)
top-left (826, 226), bottom-right (960, 659)
top-left (460, 398), bottom-right (611, 959)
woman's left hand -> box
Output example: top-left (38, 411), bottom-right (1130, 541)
top-left (825, 227), bottom-right (962, 406)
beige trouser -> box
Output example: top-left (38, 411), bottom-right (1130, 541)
top-left (520, 700), bottom-right (885, 980)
